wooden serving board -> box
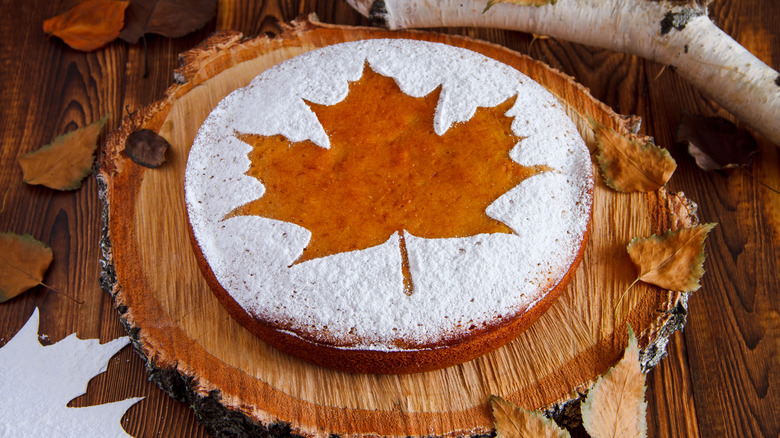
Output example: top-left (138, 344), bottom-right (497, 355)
top-left (98, 17), bottom-right (697, 437)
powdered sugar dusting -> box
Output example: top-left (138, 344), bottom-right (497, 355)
top-left (185, 39), bottom-right (593, 351)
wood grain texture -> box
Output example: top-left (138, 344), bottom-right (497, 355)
top-left (0, 0), bottom-right (777, 437)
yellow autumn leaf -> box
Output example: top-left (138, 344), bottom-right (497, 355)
top-left (490, 395), bottom-right (570, 438)
top-left (0, 233), bottom-right (53, 303)
top-left (581, 326), bottom-right (647, 438)
top-left (628, 223), bottom-right (716, 291)
top-left (591, 119), bottom-right (676, 192)
top-left (18, 115), bottom-right (108, 190)
top-left (43, 0), bottom-right (129, 52)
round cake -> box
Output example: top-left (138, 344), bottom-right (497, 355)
top-left (184, 39), bottom-right (594, 374)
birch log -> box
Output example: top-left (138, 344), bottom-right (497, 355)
top-left (346, 0), bottom-right (780, 146)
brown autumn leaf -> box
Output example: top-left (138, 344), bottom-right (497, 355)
top-left (591, 119), bottom-right (677, 192)
top-left (125, 129), bottom-right (170, 168)
top-left (490, 395), bottom-right (570, 438)
top-left (18, 115), bottom-right (108, 191)
top-left (581, 326), bottom-right (647, 438)
top-left (119, 0), bottom-right (216, 44)
top-left (0, 233), bottom-right (53, 303)
top-left (43, 0), bottom-right (129, 52)
top-left (676, 114), bottom-right (759, 171)
top-left (627, 223), bottom-right (716, 292)
top-left (232, 66), bottom-right (543, 293)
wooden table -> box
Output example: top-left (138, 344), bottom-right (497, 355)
top-left (0, 1), bottom-right (777, 437)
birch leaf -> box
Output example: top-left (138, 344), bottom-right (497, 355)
top-left (119, 0), bottom-right (217, 44)
top-left (18, 115), bottom-right (108, 190)
top-left (43, 0), bottom-right (129, 52)
top-left (125, 129), bottom-right (170, 168)
top-left (591, 119), bottom-right (676, 192)
top-left (0, 233), bottom-right (53, 303)
top-left (0, 308), bottom-right (142, 437)
top-left (628, 223), bottom-right (716, 292)
top-left (581, 326), bottom-right (647, 438)
top-left (490, 395), bottom-right (570, 438)
top-left (676, 114), bottom-right (758, 171)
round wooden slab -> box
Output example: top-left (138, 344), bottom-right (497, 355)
top-left (98, 17), bottom-right (696, 437)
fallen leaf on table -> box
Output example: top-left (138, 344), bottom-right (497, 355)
top-left (125, 129), bottom-right (170, 168)
top-left (581, 326), bottom-right (647, 438)
top-left (0, 308), bottom-right (141, 437)
top-left (18, 115), bottom-right (108, 190)
top-left (119, 0), bottom-right (217, 44)
top-left (490, 395), bottom-right (570, 437)
top-left (591, 119), bottom-right (677, 192)
top-left (0, 233), bottom-right (53, 303)
top-left (627, 223), bottom-right (716, 292)
top-left (676, 114), bottom-right (759, 171)
top-left (43, 0), bottom-right (129, 52)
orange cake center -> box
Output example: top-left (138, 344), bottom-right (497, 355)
top-left (231, 67), bottom-right (545, 267)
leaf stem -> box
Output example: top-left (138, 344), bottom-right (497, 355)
top-left (744, 169), bottom-right (780, 195)
top-left (0, 181), bottom-right (22, 214)
top-left (614, 277), bottom-right (640, 320)
top-left (39, 282), bottom-right (84, 305)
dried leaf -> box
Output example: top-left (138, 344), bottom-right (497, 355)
top-left (676, 114), bottom-right (759, 171)
top-left (581, 326), bottom-right (647, 438)
top-left (125, 129), bottom-right (170, 168)
top-left (627, 223), bottom-right (716, 292)
top-left (490, 395), bottom-right (570, 438)
top-left (119, 0), bottom-right (216, 44)
top-left (591, 119), bottom-right (677, 192)
top-left (484, 0), bottom-right (556, 12)
top-left (43, 0), bottom-right (129, 52)
top-left (18, 115), bottom-right (108, 190)
top-left (0, 233), bottom-right (53, 303)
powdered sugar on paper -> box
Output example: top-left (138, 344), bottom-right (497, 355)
top-left (185, 39), bottom-right (593, 351)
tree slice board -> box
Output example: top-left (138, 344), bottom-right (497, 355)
top-left (98, 17), bottom-right (697, 437)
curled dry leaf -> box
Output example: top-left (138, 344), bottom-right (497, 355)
top-left (0, 233), bottom-right (53, 303)
top-left (628, 223), bottom-right (716, 292)
top-left (581, 326), bottom-right (647, 438)
top-left (119, 0), bottom-right (217, 44)
top-left (490, 395), bottom-right (570, 438)
top-left (42, 0), bottom-right (129, 52)
top-left (125, 129), bottom-right (170, 168)
top-left (591, 119), bottom-right (677, 192)
top-left (676, 114), bottom-right (759, 171)
top-left (18, 115), bottom-right (108, 190)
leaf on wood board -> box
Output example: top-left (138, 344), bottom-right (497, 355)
top-left (125, 129), bottom-right (170, 168)
top-left (627, 223), bottom-right (716, 292)
top-left (581, 326), bottom-right (647, 438)
top-left (0, 308), bottom-right (142, 437)
top-left (490, 395), bottom-right (570, 438)
top-left (484, 0), bottom-right (556, 12)
top-left (43, 0), bottom-right (129, 52)
top-left (18, 115), bottom-right (108, 190)
top-left (119, 0), bottom-right (217, 44)
top-left (0, 233), bottom-right (53, 303)
top-left (676, 114), bottom-right (759, 171)
top-left (591, 118), bottom-right (677, 192)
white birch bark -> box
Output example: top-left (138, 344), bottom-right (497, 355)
top-left (347, 0), bottom-right (780, 146)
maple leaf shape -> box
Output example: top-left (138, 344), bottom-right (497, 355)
top-left (581, 326), bottom-right (647, 438)
top-left (0, 232), bottom-right (53, 303)
top-left (18, 115), bottom-right (108, 190)
top-left (591, 118), bottom-right (677, 192)
top-left (490, 395), bottom-right (570, 438)
top-left (0, 309), bottom-right (142, 437)
top-left (43, 0), bottom-right (129, 52)
top-left (232, 66), bottom-right (540, 292)
top-left (627, 223), bottom-right (716, 291)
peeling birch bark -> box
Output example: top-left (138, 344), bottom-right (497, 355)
top-left (346, 0), bottom-right (780, 146)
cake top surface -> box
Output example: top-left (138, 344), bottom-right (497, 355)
top-left (185, 39), bottom-right (593, 351)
